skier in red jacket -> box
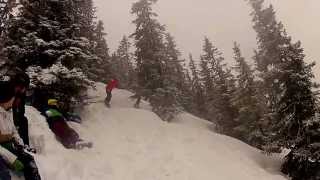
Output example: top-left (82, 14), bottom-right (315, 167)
top-left (105, 78), bottom-right (118, 107)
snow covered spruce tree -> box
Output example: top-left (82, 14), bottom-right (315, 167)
top-left (249, 0), bottom-right (320, 179)
top-left (74, 0), bottom-right (111, 82)
top-left (248, 0), bottom-right (291, 146)
top-left (111, 35), bottom-right (135, 89)
top-left (278, 42), bottom-right (320, 180)
top-left (199, 37), bottom-right (238, 135)
top-left (162, 33), bottom-right (191, 113)
top-left (4, 0), bottom-right (96, 111)
top-left (74, 0), bottom-right (96, 41)
top-left (0, 0), bottom-right (16, 64)
top-left (181, 65), bottom-right (194, 112)
top-left (199, 39), bottom-right (216, 121)
top-left (131, 0), bottom-right (180, 121)
top-left (0, 0), bottom-right (16, 36)
top-left (92, 20), bottom-right (111, 82)
top-left (231, 42), bottom-right (263, 147)
top-left (188, 54), bottom-right (206, 117)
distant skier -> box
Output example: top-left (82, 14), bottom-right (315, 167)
top-left (105, 78), bottom-right (118, 107)
top-left (44, 99), bottom-right (92, 149)
top-left (0, 77), bottom-right (41, 180)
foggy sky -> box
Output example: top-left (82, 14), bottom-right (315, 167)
top-left (94, 0), bottom-right (320, 81)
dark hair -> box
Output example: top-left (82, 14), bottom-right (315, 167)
top-left (11, 70), bottom-right (30, 88)
top-left (2, 66), bottom-right (30, 89)
top-left (0, 79), bottom-right (15, 103)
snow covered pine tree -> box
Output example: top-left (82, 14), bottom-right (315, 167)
top-left (249, 0), bottom-right (320, 179)
top-left (199, 37), bottom-right (237, 134)
top-left (4, 0), bottom-right (95, 111)
top-left (131, 0), bottom-right (180, 121)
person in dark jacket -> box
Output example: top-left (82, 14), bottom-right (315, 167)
top-left (11, 71), bottom-right (30, 146)
top-left (0, 77), bottom-right (41, 180)
top-left (44, 99), bottom-right (92, 149)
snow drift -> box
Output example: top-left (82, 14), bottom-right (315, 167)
top-left (20, 83), bottom-right (287, 180)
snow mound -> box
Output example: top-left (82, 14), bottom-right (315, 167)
top-left (22, 82), bottom-right (287, 180)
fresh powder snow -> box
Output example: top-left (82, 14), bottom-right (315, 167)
top-left (14, 83), bottom-right (288, 180)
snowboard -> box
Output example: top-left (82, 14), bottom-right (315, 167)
top-left (75, 141), bottom-right (93, 150)
top-left (104, 98), bottom-right (111, 108)
top-left (66, 113), bottom-right (82, 124)
top-left (83, 99), bottom-right (105, 105)
top-left (30, 135), bottom-right (45, 154)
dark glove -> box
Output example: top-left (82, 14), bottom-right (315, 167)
top-left (13, 142), bottom-right (37, 154)
top-left (24, 145), bottom-right (37, 154)
top-left (12, 141), bottom-right (24, 152)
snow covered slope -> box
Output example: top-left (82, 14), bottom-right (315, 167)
top-left (23, 83), bottom-right (287, 180)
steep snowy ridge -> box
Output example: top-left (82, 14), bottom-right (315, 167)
top-left (21, 83), bottom-right (287, 180)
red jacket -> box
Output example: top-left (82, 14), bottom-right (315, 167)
top-left (106, 79), bottom-right (118, 92)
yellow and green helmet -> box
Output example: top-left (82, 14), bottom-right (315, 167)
top-left (48, 99), bottom-right (58, 106)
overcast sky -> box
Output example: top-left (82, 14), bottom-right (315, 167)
top-left (94, 0), bottom-right (320, 81)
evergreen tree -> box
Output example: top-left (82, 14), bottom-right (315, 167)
top-left (198, 39), bottom-right (216, 121)
top-left (189, 54), bottom-right (200, 86)
top-left (4, 0), bottom-right (95, 110)
top-left (199, 37), bottom-right (237, 134)
top-left (0, 0), bottom-right (16, 65)
top-left (163, 33), bottom-right (183, 82)
top-left (249, 0), bottom-right (320, 179)
top-left (184, 66), bottom-right (192, 87)
top-left (91, 20), bottom-right (110, 82)
top-left (231, 42), bottom-right (263, 146)
top-left (73, 0), bottom-right (110, 82)
top-left (111, 35), bottom-right (135, 89)
top-left (199, 48), bottom-right (214, 96)
top-left (93, 21), bottom-right (109, 58)
top-left (0, 0), bottom-right (16, 36)
top-left (131, 0), bottom-right (180, 121)
top-left (181, 67), bottom-right (194, 113)
top-left (188, 54), bottom-right (206, 117)
top-left (162, 33), bottom-right (186, 111)
top-left (277, 42), bottom-right (319, 180)
top-left (74, 0), bottom-right (96, 41)
top-left (249, 0), bottom-right (291, 134)
top-left (131, 0), bottom-right (164, 102)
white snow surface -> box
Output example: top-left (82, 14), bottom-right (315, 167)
top-left (19, 82), bottom-right (287, 180)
